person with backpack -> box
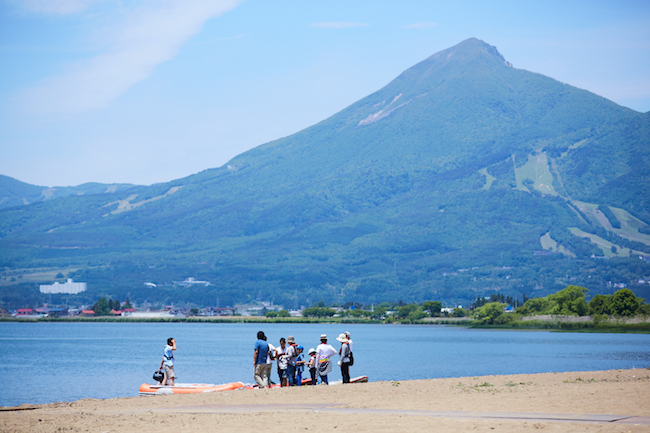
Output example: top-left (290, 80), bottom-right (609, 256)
top-left (159, 337), bottom-right (176, 386)
top-left (337, 333), bottom-right (352, 384)
top-left (344, 331), bottom-right (353, 351)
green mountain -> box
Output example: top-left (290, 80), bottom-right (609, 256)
top-left (1, 38), bottom-right (649, 309)
top-left (0, 175), bottom-right (136, 209)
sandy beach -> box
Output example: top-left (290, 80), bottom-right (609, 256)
top-left (2, 368), bottom-right (649, 432)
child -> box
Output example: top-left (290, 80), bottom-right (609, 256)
top-left (295, 346), bottom-right (305, 386)
top-left (307, 348), bottom-right (318, 385)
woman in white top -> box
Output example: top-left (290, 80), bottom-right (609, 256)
top-left (315, 334), bottom-right (337, 385)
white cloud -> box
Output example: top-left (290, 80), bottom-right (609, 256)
top-left (310, 22), bottom-right (369, 29)
top-left (406, 22), bottom-right (438, 29)
top-left (20, 0), bottom-right (244, 114)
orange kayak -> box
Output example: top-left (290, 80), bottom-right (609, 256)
top-left (139, 382), bottom-right (244, 395)
top-left (244, 375), bottom-right (368, 388)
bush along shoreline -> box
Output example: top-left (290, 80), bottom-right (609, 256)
top-left (463, 285), bottom-right (650, 333)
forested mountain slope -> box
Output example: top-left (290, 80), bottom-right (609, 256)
top-left (1, 38), bottom-right (649, 309)
top-left (0, 175), bottom-right (136, 209)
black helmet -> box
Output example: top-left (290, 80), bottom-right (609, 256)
top-left (153, 370), bottom-right (164, 382)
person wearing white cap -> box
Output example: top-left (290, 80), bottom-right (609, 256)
top-left (337, 333), bottom-right (352, 384)
top-left (344, 331), bottom-right (353, 351)
top-left (315, 334), bottom-right (337, 384)
top-left (307, 348), bottom-right (318, 385)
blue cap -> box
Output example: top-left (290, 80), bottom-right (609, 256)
top-left (297, 345), bottom-right (304, 350)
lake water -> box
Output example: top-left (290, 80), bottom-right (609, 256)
top-left (2, 322), bottom-right (650, 407)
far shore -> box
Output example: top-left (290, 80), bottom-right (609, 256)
top-left (2, 314), bottom-right (650, 333)
top-left (2, 368), bottom-right (648, 432)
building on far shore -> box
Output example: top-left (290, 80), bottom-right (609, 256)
top-left (172, 277), bottom-right (210, 287)
top-left (40, 279), bottom-right (87, 294)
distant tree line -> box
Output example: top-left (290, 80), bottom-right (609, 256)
top-left (92, 297), bottom-right (132, 315)
top-left (473, 285), bottom-right (649, 325)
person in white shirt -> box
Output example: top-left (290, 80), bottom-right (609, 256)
top-left (275, 338), bottom-right (288, 386)
top-left (315, 334), bottom-right (337, 385)
top-left (265, 337), bottom-right (276, 387)
top-left (307, 348), bottom-right (318, 385)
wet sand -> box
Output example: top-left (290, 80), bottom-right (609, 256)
top-left (2, 368), bottom-right (649, 432)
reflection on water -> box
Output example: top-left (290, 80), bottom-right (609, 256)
top-left (1, 322), bottom-right (649, 407)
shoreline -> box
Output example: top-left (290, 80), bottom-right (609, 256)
top-left (2, 368), bottom-right (649, 432)
top-left (2, 316), bottom-right (650, 333)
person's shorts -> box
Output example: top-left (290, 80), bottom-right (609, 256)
top-left (164, 364), bottom-right (175, 378)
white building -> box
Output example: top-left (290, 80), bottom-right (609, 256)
top-left (123, 311), bottom-right (176, 318)
top-left (40, 279), bottom-right (87, 294)
top-left (172, 277), bottom-right (210, 287)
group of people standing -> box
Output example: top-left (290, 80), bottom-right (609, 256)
top-left (156, 332), bottom-right (353, 389)
top-left (253, 331), bottom-right (353, 388)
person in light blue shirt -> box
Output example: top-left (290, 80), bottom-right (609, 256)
top-left (295, 346), bottom-right (305, 386)
top-left (254, 331), bottom-right (270, 388)
top-left (159, 337), bottom-right (176, 386)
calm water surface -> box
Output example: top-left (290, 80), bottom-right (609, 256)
top-left (2, 322), bottom-right (649, 407)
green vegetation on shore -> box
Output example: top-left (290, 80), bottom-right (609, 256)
top-left (4, 285), bottom-right (649, 333)
top-left (467, 285), bottom-right (650, 332)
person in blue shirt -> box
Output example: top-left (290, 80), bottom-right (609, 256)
top-left (159, 337), bottom-right (176, 386)
top-left (253, 331), bottom-right (270, 388)
top-left (295, 346), bottom-right (305, 386)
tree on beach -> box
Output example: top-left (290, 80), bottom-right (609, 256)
top-left (302, 307), bottom-right (336, 318)
top-left (422, 301), bottom-right (442, 316)
top-left (472, 302), bottom-right (508, 324)
top-left (609, 289), bottom-right (641, 317)
top-left (452, 307), bottom-right (468, 317)
top-left (588, 294), bottom-right (612, 315)
top-left (546, 285), bottom-right (588, 316)
top-left (92, 297), bottom-right (110, 316)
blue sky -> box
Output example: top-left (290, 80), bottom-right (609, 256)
top-left (1, 0), bottom-right (649, 187)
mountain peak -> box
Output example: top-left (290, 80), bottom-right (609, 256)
top-left (404, 38), bottom-right (510, 78)
top-left (434, 38), bottom-right (506, 62)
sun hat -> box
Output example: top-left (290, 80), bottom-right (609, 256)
top-left (336, 333), bottom-right (349, 343)
top-left (297, 345), bottom-right (304, 350)
top-left (287, 335), bottom-right (295, 344)
top-left (308, 348), bottom-right (316, 354)
top-left (320, 334), bottom-right (327, 340)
